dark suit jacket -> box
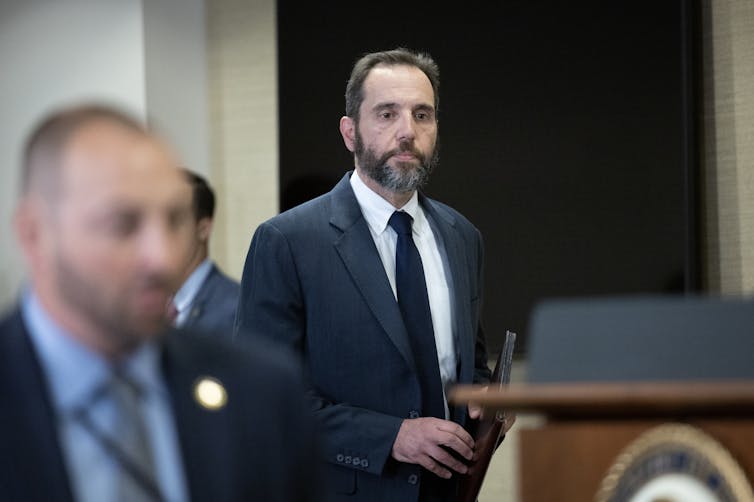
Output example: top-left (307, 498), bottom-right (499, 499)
top-left (182, 261), bottom-right (240, 338)
top-left (235, 171), bottom-right (491, 501)
top-left (0, 307), bottom-right (321, 502)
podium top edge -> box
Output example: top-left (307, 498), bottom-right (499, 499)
top-left (449, 380), bottom-right (754, 418)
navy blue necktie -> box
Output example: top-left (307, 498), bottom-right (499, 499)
top-left (388, 211), bottom-right (445, 419)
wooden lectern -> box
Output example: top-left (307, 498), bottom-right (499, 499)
top-left (450, 294), bottom-right (754, 501)
top-left (450, 380), bottom-right (754, 501)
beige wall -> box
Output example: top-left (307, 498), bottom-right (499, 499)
top-left (702, 0), bottom-right (754, 294)
top-left (206, 0), bottom-right (278, 280)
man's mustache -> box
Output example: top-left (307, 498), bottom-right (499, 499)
top-left (385, 142), bottom-right (425, 163)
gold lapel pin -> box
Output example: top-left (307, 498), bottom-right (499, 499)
top-left (193, 376), bottom-right (227, 411)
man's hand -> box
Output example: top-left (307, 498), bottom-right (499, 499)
top-left (391, 417), bottom-right (475, 479)
top-left (467, 385), bottom-right (489, 420)
top-left (468, 385), bottom-right (517, 438)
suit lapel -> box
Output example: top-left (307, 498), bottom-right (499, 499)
top-left (1, 310), bottom-right (75, 502)
top-left (329, 173), bottom-right (416, 372)
top-left (421, 196), bottom-right (475, 382)
top-left (161, 333), bottom-right (232, 501)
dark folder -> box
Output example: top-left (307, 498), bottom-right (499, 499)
top-left (457, 330), bottom-right (516, 502)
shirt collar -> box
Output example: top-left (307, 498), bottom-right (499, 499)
top-left (350, 169), bottom-right (424, 235)
top-left (173, 258), bottom-right (213, 312)
top-left (21, 289), bottom-right (164, 415)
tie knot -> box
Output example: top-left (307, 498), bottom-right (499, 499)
top-left (388, 211), bottom-right (413, 236)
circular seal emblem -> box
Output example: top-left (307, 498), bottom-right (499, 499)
top-left (596, 423), bottom-right (754, 502)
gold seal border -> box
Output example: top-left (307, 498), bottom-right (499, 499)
top-left (595, 423), bottom-right (754, 502)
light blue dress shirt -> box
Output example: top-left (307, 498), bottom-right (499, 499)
top-left (21, 290), bottom-right (189, 502)
top-left (173, 257), bottom-right (213, 327)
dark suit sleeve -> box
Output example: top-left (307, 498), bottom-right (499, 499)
top-left (234, 221), bottom-right (402, 475)
top-left (472, 228), bottom-right (492, 384)
top-left (235, 222), bottom-right (306, 349)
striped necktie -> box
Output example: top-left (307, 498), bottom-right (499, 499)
top-left (110, 371), bottom-right (161, 501)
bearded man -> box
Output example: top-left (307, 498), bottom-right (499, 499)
top-left (234, 48), bottom-right (492, 502)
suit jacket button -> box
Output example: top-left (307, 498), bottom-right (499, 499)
top-left (345, 456), bottom-right (352, 464)
top-left (336, 454), bottom-right (344, 462)
top-left (361, 459), bottom-right (369, 468)
top-left (408, 474), bottom-right (418, 485)
top-left (409, 410), bottom-right (420, 418)
top-left (352, 456), bottom-right (360, 466)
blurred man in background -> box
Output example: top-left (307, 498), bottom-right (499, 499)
top-left (169, 169), bottom-right (239, 336)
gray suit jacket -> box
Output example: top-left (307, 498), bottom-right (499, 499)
top-left (235, 171), bottom-right (491, 502)
top-left (183, 262), bottom-right (240, 338)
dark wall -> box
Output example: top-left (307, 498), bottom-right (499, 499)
top-left (277, 1), bottom-right (700, 356)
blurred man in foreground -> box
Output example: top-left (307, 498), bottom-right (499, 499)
top-left (1, 103), bottom-right (320, 502)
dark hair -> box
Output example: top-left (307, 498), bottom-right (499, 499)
top-left (183, 169), bottom-right (216, 221)
top-left (345, 47), bottom-right (440, 122)
top-left (22, 103), bottom-right (145, 196)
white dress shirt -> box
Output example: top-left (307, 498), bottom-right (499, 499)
top-left (350, 170), bottom-right (456, 418)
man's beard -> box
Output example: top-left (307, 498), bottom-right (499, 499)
top-left (55, 251), bottom-right (171, 353)
top-left (354, 128), bottom-right (439, 194)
